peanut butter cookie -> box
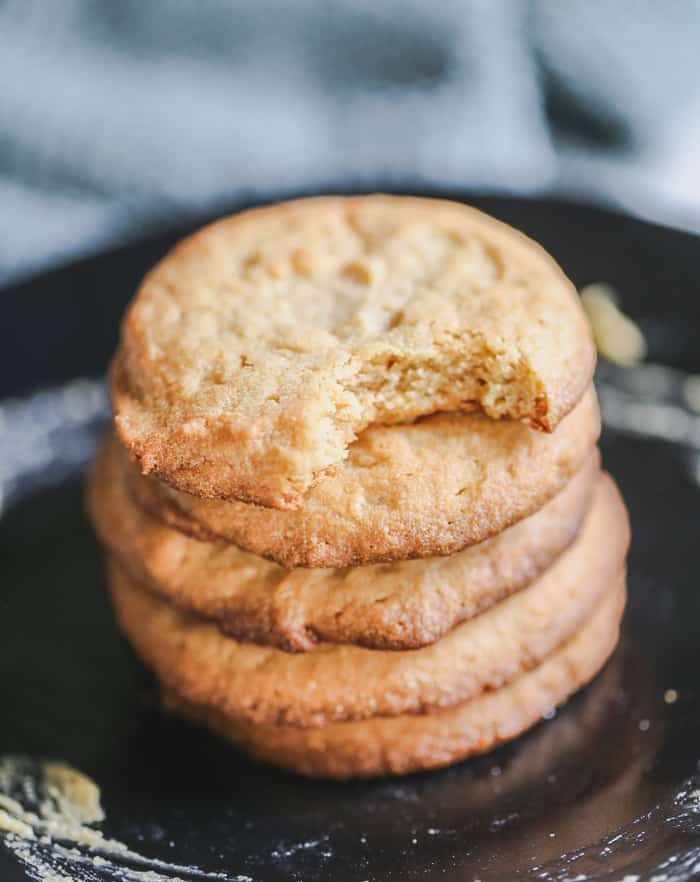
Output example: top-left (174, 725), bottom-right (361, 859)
top-left (91, 435), bottom-right (599, 650)
top-left (126, 386), bottom-right (600, 568)
top-left (106, 474), bottom-right (628, 728)
top-left (113, 195), bottom-right (595, 508)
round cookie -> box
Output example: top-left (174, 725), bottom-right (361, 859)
top-left (168, 586), bottom-right (625, 779)
top-left (113, 195), bottom-right (596, 509)
top-left (106, 474), bottom-right (629, 728)
top-left (91, 435), bottom-right (599, 651)
top-left (126, 385), bottom-right (601, 569)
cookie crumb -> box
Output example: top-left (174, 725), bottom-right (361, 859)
top-left (581, 283), bottom-right (646, 366)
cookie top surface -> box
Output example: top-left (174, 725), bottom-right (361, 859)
top-left (113, 195), bottom-right (596, 508)
top-left (127, 385), bottom-right (601, 568)
top-left (91, 434), bottom-right (598, 651)
top-left (107, 473), bottom-right (629, 728)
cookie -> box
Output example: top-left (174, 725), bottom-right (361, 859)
top-left (112, 195), bottom-right (596, 508)
top-left (167, 586), bottom-right (624, 778)
top-left (91, 434), bottom-right (599, 650)
top-left (126, 385), bottom-right (600, 568)
top-left (106, 473), bottom-right (629, 727)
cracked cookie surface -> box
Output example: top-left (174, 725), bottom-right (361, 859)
top-left (113, 195), bottom-right (595, 508)
top-left (126, 386), bottom-right (600, 568)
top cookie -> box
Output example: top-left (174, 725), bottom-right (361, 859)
top-left (113, 195), bottom-right (596, 508)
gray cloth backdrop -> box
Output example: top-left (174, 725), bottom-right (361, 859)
top-left (2, 0), bottom-right (700, 284)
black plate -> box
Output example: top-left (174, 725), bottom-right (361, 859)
top-left (2, 193), bottom-right (700, 882)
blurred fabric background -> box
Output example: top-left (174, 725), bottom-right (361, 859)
top-left (2, 0), bottom-right (700, 284)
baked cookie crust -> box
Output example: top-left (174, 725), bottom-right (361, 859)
top-left (113, 195), bottom-right (596, 508)
top-left (91, 436), bottom-right (599, 651)
top-left (162, 588), bottom-right (626, 778)
top-left (126, 385), bottom-right (601, 568)
top-left (106, 474), bottom-right (629, 728)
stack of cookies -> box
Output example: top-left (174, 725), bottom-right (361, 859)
top-left (88, 195), bottom-right (630, 779)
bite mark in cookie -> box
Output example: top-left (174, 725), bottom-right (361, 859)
top-left (113, 195), bottom-right (595, 508)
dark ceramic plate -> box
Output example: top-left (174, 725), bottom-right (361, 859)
top-left (1, 193), bottom-right (699, 882)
